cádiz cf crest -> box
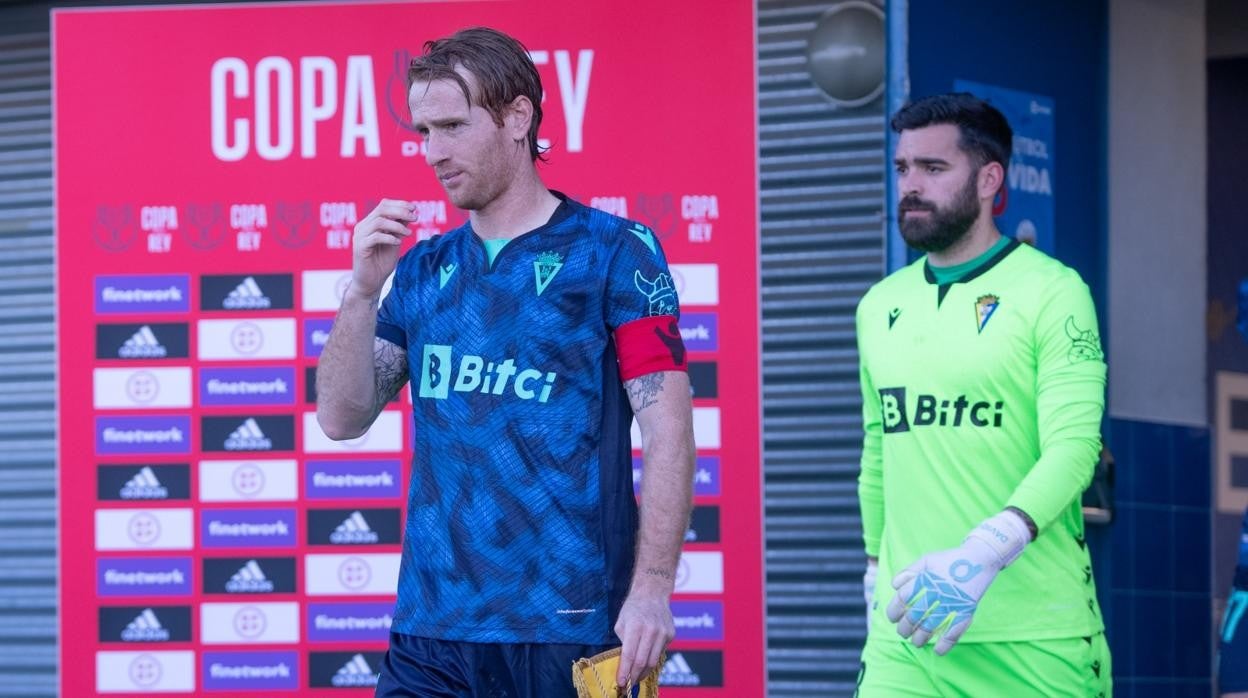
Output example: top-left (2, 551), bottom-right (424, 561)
top-left (975, 294), bottom-right (999, 334)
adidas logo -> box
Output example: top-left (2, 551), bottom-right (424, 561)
top-left (659, 653), bottom-right (701, 687)
top-left (332, 654), bottom-right (377, 687)
top-left (121, 608), bottom-right (170, 642)
top-left (119, 325), bottom-right (167, 359)
top-left (226, 559), bottom-right (275, 593)
top-left (224, 418), bottom-right (272, 451)
top-left (330, 511), bottom-right (379, 544)
top-left (119, 466), bottom-right (168, 499)
top-left (223, 276), bottom-right (271, 309)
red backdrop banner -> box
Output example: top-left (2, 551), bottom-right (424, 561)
top-left (55, 2), bottom-right (761, 695)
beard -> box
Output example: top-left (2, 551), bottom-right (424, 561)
top-left (898, 172), bottom-right (981, 253)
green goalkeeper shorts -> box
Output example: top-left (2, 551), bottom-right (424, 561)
top-left (854, 631), bottom-right (1111, 697)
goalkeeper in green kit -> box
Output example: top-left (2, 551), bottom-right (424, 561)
top-left (854, 93), bottom-right (1111, 696)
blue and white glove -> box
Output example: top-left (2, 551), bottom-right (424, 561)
top-left (885, 510), bottom-right (1031, 655)
top-left (864, 558), bottom-right (878, 629)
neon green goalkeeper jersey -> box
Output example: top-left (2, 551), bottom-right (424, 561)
top-left (857, 238), bottom-right (1106, 642)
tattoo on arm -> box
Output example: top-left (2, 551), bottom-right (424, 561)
top-left (643, 567), bottom-right (674, 581)
top-left (371, 339), bottom-right (409, 417)
top-left (626, 372), bottom-right (666, 412)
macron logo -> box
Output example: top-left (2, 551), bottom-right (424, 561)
top-left (120, 466), bottom-right (168, 499)
top-left (332, 654), bottom-right (377, 687)
top-left (122, 608), bottom-right (170, 642)
top-left (226, 560), bottom-right (275, 593)
top-left (331, 511), bottom-right (379, 544)
top-left (225, 418), bottom-right (272, 451)
top-left (120, 326), bottom-right (167, 358)
top-left (224, 277), bottom-right (271, 309)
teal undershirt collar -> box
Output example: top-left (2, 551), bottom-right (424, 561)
top-left (482, 238), bottom-right (509, 266)
top-left (928, 236), bottom-right (1012, 285)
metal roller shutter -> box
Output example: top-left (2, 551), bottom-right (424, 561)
top-left (0, 27), bottom-right (57, 698)
top-left (757, 1), bottom-right (886, 695)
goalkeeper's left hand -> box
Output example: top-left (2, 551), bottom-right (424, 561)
top-left (885, 509), bottom-right (1032, 655)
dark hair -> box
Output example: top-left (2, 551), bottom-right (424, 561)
top-left (890, 93), bottom-right (1013, 170)
top-left (408, 27), bottom-right (546, 161)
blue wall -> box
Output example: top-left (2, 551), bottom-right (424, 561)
top-left (904, 0), bottom-right (1108, 316)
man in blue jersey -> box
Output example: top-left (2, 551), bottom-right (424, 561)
top-left (316, 27), bottom-right (694, 697)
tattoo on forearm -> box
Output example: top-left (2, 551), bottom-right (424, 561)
top-left (643, 567), bottom-right (674, 581)
top-left (626, 372), bottom-right (666, 412)
top-left (372, 341), bottom-right (409, 416)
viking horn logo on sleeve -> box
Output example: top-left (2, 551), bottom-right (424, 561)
top-left (635, 271), bottom-right (678, 316)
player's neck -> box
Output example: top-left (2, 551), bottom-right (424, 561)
top-left (926, 214), bottom-right (1002, 267)
top-left (469, 168), bottom-right (560, 240)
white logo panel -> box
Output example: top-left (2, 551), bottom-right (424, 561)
top-left (305, 553), bottom-right (401, 596)
top-left (199, 459), bottom-right (298, 502)
top-left (197, 319), bottom-right (296, 360)
top-left (96, 650), bottom-right (195, 692)
top-left (670, 264), bottom-right (719, 306)
top-left (632, 407), bottom-right (720, 450)
top-left (93, 367), bottom-right (192, 409)
top-left (303, 411), bottom-right (403, 453)
top-left (302, 269), bottom-right (394, 311)
top-left (95, 509), bottom-right (193, 551)
top-left (673, 551), bottom-right (724, 594)
top-left (200, 602), bottom-right (300, 644)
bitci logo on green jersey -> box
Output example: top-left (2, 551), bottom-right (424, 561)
top-left (879, 387), bottom-right (1005, 433)
top-left (418, 344), bottom-right (558, 403)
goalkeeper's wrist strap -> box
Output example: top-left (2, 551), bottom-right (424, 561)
top-left (965, 510), bottom-right (1032, 569)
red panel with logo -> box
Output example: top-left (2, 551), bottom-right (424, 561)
top-left (55, 2), bottom-right (760, 695)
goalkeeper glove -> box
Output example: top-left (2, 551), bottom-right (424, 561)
top-left (885, 510), bottom-right (1031, 655)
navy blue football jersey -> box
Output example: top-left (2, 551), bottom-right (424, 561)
top-left (375, 194), bottom-right (681, 643)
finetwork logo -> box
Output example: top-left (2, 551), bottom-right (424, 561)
top-left (307, 603), bottom-right (394, 642)
top-left (120, 466), bottom-right (168, 499)
top-left (418, 344), bottom-right (557, 403)
top-left (202, 650), bottom-right (299, 690)
top-left (122, 608), bottom-right (170, 642)
top-left (306, 460), bottom-right (401, 499)
top-left (331, 511), bottom-right (379, 544)
top-left (97, 558), bottom-right (193, 597)
top-left (228, 560), bottom-right (275, 593)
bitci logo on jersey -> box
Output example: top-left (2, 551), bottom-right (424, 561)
top-left (418, 344), bottom-right (557, 403)
top-left (878, 387), bottom-right (1005, 433)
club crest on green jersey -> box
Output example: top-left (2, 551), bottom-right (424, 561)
top-left (975, 294), bottom-right (999, 333)
top-left (533, 251), bottom-right (564, 296)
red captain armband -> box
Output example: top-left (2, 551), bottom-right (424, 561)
top-left (614, 315), bottom-right (688, 381)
